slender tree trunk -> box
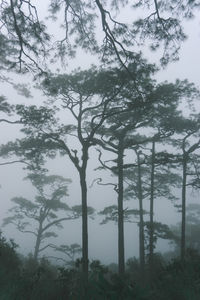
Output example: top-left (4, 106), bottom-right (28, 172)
top-left (137, 150), bottom-right (145, 276)
top-left (34, 223), bottom-right (42, 261)
top-left (79, 147), bottom-right (89, 278)
top-left (181, 156), bottom-right (187, 261)
top-left (149, 141), bottom-right (155, 270)
top-left (117, 139), bottom-right (125, 276)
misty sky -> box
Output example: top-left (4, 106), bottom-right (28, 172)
top-left (0, 4), bottom-right (200, 265)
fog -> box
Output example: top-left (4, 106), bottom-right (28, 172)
top-left (0, 1), bottom-right (200, 269)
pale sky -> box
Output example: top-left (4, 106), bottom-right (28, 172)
top-left (0, 3), bottom-right (200, 265)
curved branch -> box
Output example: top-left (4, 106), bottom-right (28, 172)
top-left (0, 119), bottom-right (21, 124)
top-left (38, 243), bottom-right (55, 253)
top-left (90, 177), bottom-right (118, 192)
top-left (42, 216), bottom-right (78, 232)
top-left (0, 160), bottom-right (32, 167)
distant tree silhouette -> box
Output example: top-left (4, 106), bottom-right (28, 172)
top-left (3, 172), bottom-right (80, 261)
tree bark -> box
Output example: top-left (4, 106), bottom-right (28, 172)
top-left (79, 146), bottom-right (89, 278)
top-left (117, 138), bottom-right (125, 276)
top-left (33, 222), bottom-right (42, 261)
top-left (181, 156), bottom-right (187, 261)
top-left (149, 140), bottom-right (155, 270)
top-left (137, 150), bottom-right (145, 276)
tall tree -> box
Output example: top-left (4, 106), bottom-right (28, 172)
top-left (172, 115), bottom-right (200, 260)
top-left (95, 83), bottom-right (156, 275)
top-left (147, 141), bottom-right (182, 270)
top-left (3, 172), bottom-right (79, 261)
top-left (94, 76), bottom-right (198, 275)
top-left (135, 147), bottom-right (146, 276)
top-left (1, 66), bottom-right (138, 277)
top-left (123, 143), bottom-right (181, 272)
top-left (40, 67), bottom-right (129, 277)
top-left (39, 62), bottom-right (158, 277)
top-left (142, 80), bottom-right (199, 267)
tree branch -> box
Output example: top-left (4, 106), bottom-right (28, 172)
top-left (0, 119), bottom-right (21, 124)
top-left (42, 216), bottom-right (78, 232)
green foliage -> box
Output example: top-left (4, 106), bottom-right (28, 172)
top-left (0, 0), bottom-right (200, 297)
top-left (0, 240), bottom-right (200, 299)
top-left (0, 0), bottom-right (199, 73)
top-left (99, 205), bottom-right (148, 224)
top-left (48, 0), bottom-right (200, 67)
top-left (99, 205), bottom-right (118, 224)
top-left (0, 0), bottom-right (50, 72)
top-left (0, 233), bottom-right (21, 299)
top-left (0, 232), bottom-right (20, 276)
top-left (150, 250), bottom-right (200, 300)
top-left (171, 203), bottom-right (200, 252)
top-left (16, 105), bottom-right (56, 130)
top-left (72, 205), bottom-right (95, 218)
top-left (144, 222), bottom-right (177, 251)
top-left (124, 162), bottom-right (181, 203)
top-left (0, 95), bottom-right (13, 114)
top-left (13, 83), bottom-right (33, 98)
top-left (51, 243), bottom-right (82, 266)
top-left (2, 172), bottom-right (75, 260)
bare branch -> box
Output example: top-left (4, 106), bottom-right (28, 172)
top-left (38, 243), bottom-right (55, 253)
top-left (42, 216), bottom-right (78, 232)
top-left (0, 160), bottom-right (32, 167)
top-left (0, 119), bottom-right (21, 124)
top-left (90, 177), bottom-right (118, 192)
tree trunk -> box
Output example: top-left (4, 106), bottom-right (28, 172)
top-left (117, 139), bottom-right (125, 276)
top-left (181, 156), bottom-right (187, 261)
top-left (34, 222), bottom-right (42, 261)
top-left (149, 140), bottom-right (155, 270)
top-left (79, 147), bottom-right (89, 278)
top-left (137, 150), bottom-right (145, 276)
